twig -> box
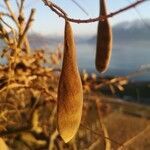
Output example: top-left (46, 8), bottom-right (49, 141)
top-left (4, 0), bottom-right (19, 26)
top-left (80, 124), bottom-right (124, 148)
top-left (0, 17), bottom-right (14, 31)
top-left (0, 125), bottom-right (31, 137)
top-left (19, 0), bottom-right (25, 14)
top-left (117, 126), bottom-right (150, 150)
top-left (88, 138), bottom-right (100, 150)
top-left (48, 130), bottom-right (58, 150)
top-left (0, 23), bottom-right (10, 43)
top-left (94, 65), bottom-right (150, 90)
top-left (94, 77), bottom-right (128, 90)
top-left (95, 99), bottom-right (111, 150)
top-left (17, 9), bottom-right (35, 48)
top-left (42, 0), bottom-right (67, 17)
top-left (4, 0), bottom-right (31, 54)
top-left (24, 37), bottom-right (31, 54)
top-left (42, 0), bottom-right (147, 23)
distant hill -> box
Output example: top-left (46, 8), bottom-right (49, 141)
top-left (1, 19), bottom-right (150, 50)
top-left (28, 33), bottom-right (62, 49)
top-left (89, 19), bottom-right (150, 44)
top-left (28, 33), bottom-right (91, 49)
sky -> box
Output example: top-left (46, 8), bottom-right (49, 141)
top-left (1, 0), bottom-right (150, 36)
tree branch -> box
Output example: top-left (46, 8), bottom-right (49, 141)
top-left (42, 0), bottom-right (148, 23)
top-left (17, 9), bottom-right (35, 49)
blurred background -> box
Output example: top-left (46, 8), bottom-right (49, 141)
top-left (1, 0), bottom-right (150, 104)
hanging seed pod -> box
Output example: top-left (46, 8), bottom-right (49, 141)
top-left (95, 0), bottom-right (112, 73)
top-left (57, 21), bottom-right (83, 143)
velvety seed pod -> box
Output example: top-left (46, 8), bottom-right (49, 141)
top-left (57, 21), bottom-right (83, 143)
top-left (95, 0), bottom-right (113, 73)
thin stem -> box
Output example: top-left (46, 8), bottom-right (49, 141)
top-left (17, 9), bottom-right (35, 48)
top-left (80, 123), bottom-right (124, 148)
top-left (4, 0), bottom-right (19, 26)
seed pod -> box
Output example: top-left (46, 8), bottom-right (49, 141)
top-left (57, 21), bottom-right (83, 143)
top-left (95, 0), bottom-right (112, 73)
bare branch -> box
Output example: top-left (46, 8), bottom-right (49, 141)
top-left (0, 22), bottom-right (10, 43)
top-left (4, 0), bottom-right (19, 26)
top-left (0, 17), bottom-right (13, 31)
top-left (17, 9), bottom-right (35, 49)
top-left (19, 0), bottom-right (25, 15)
top-left (42, 0), bottom-right (148, 23)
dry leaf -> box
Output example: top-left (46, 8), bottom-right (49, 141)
top-left (95, 0), bottom-right (112, 73)
top-left (57, 21), bottom-right (83, 143)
